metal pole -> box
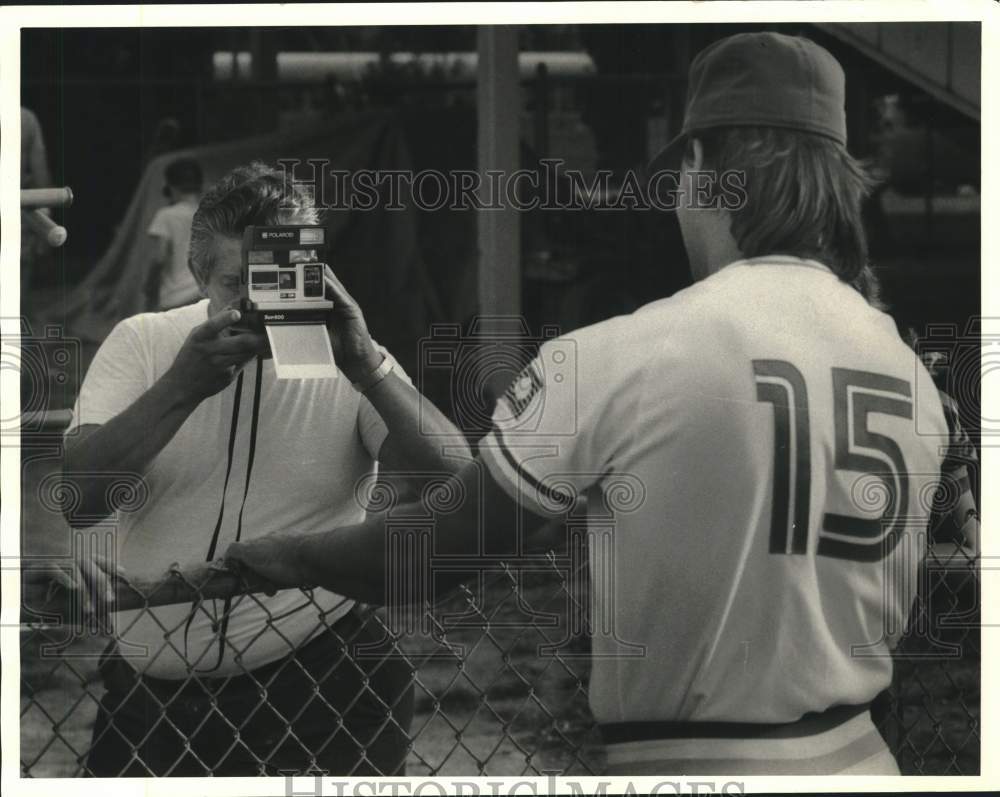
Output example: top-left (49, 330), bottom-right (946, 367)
top-left (476, 26), bottom-right (521, 320)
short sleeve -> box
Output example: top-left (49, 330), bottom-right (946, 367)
top-left (64, 318), bottom-right (152, 437)
top-left (147, 207), bottom-right (170, 238)
top-left (357, 345), bottom-right (414, 459)
top-left (478, 321), bottom-right (639, 517)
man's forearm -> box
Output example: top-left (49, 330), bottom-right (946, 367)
top-left (364, 370), bottom-right (471, 472)
top-left (226, 457), bottom-right (545, 607)
top-left (291, 520), bottom-right (389, 604)
top-left (63, 378), bottom-right (198, 524)
top-left (289, 511), bottom-right (470, 606)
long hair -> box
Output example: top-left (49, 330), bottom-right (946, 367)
top-left (690, 127), bottom-right (879, 302)
top-left (188, 161), bottom-right (319, 284)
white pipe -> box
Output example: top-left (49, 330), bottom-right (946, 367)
top-left (212, 51), bottom-right (595, 82)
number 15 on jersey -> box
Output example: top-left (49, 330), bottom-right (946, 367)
top-left (753, 360), bottom-right (916, 563)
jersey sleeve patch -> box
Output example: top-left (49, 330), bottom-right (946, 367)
top-left (494, 361), bottom-right (545, 432)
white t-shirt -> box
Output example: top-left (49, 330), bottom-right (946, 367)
top-left (66, 300), bottom-right (406, 678)
top-left (479, 256), bottom-right (949, 725)
top-left (147, 200), bottom-right (201, 309)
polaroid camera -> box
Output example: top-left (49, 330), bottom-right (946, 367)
top-left (237, 225), bottom-right (334, 349)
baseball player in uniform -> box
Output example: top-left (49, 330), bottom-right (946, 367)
top-left (227, 33), bottom-right (954, 775)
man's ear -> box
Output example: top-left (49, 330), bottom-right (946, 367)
top-left (686, 137), bottom-right (705, 172)
top-left (190, 264), bottom-right (208, 295)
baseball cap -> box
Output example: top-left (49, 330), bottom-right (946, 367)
top-left (649, 32), bottom-right (847, 171)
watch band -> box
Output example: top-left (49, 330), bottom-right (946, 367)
top-left (352, 352), bottom-right (395, 393)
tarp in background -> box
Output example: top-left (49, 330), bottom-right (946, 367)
top-left (41, 110), bottom-right (436, 378)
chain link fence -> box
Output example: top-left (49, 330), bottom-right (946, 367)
top-left (19, 529), bottom-right (980, 778)
top-left (20, 525), bottom-right (603, 777)
top-left (873, 541), bottom-right (981, 775)
top-left (15, 399), bottom-right (980, 778)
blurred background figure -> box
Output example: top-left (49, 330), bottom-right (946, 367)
top-left (20, 105), bottom-right (54, 289)
top-left (145, 157), bottom-right (204, 310)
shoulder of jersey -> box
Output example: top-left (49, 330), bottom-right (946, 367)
top-left (550, 306), bottom-right (661, 354)
top-left (538, 271), bottom-right (746, 361)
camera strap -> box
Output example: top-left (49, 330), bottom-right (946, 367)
top-left (205, 369), bottom-right (246, 562)
top-left (184, 355), bottom-right (265, 674)
top-left (232, 354), bottom-right (265, 546)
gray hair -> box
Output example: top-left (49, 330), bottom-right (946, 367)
top-left (188, 161), bottom-right (319, 284)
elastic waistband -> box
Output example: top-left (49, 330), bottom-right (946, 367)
top-left (600, 703), bottom-right (871, 745)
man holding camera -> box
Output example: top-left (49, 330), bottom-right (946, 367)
top-left (227, 33), bottom-right (955, 775)
top-left (63, 162), bottom-right (469, 776)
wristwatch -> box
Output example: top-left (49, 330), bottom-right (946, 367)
top-left (351, 352), bottom-right (395, 394)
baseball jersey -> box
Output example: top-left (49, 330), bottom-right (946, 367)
top-left (479, 256), bottom-right (949, 724)
top-left (66, 300), bottom-right (406, 678)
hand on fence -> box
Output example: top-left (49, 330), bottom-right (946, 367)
top-left (225, 533), bottom-right (316, 593)
top-left (44, 553), bottom-right (123, 631)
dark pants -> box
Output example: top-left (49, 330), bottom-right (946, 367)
top-left (84, 608), bottom-right (415, 776)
